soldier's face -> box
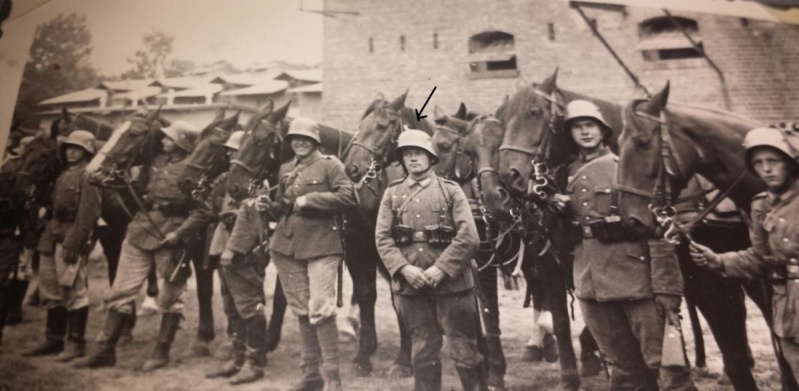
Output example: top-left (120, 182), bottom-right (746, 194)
top-left (65, 145), bottom-right (86, 164)
top-left (163, 137), bottom-right (177, 153)
top-left (570, 119), bottom-right (603, 151)
top-left (402, 148), bottom-right (431, 176)
top-left (751, 148), bottom-right (792, 191)
top-left (290, 136), bottom-right (315, 158)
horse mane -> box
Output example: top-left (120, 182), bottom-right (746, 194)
top-left (399, 107), bottom-right (435, 135)
top-left (667, 102), bottom-right (761, 134)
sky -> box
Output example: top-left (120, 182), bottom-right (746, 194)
top-left (49, 0), bottom-right (325, 76)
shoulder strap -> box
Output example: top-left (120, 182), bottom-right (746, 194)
top-left (566, 153), bottom-right (615, 191)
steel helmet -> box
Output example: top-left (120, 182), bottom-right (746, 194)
top-left (286, 117), bottom-right (321, 144)
top-left (743, 126), bottom-right (799, 173)
top-left (59, 130), bottom-right (97, 155)
top-left (223, 130), bottom-right (245, 151)
top-left (162, 120), bottom-right (199, 153)
top-left (564, 100), bottom-right (612, 138)
top-left (396, 127), bottom-right (439, 165)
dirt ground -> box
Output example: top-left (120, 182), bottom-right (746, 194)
top-left (0, 246), bottom-right (785, 391)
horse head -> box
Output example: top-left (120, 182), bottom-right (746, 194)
top-left (14, 131), bottom-right (62, 205)
top-left (498, 69), bottom-right (571, 195)
top-left (226, 100), bottom-right (289, 201)
top-left (344, 91), bottom-right (409, 181)
top-left (471, 98), bottom-right (515, 222)
top-left (178, 109), bottom-right (240, 194)
top-left (90, 107), bottom-right (164, 188)
top-left (431, 105), bottom-right (474, 182)
top-left (52, 107), bottom-right (115, 141)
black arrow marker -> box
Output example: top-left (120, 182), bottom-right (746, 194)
top-left (415, 86), bottom-right (437, 121)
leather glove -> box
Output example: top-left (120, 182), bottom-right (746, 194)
top-left (655, 293), bottom-right (682, 328)
top-left (62, 247), bottom-right (79, 264)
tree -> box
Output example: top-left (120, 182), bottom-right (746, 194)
top-left (14, 13), bottom-right (99, 121)
top-left (121, 31), bottom-right (194, 79)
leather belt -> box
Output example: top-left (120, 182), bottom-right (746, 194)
top-left (581, 225), bottom-right (594, 239)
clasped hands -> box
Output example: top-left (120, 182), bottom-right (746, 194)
top-left (400, 264), bottom-right (447, 290)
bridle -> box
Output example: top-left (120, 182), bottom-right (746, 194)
top-left (188, 127), bottom-right (234, 202)
top-left (348, 107), bottom-right (405, 194)
top-left (229, 119), bottom-right (283, 197)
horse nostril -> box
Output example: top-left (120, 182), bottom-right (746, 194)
top-left (230, 185), bottom-right (239, 195)
top-left (497, 187), bottom-right (511, 203)
top-left (510, 168), bottom-right (521, 179)
top-left (348, 165), bottom-right (359, 176)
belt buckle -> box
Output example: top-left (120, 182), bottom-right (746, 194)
top-left (582, 226), bottom-right (593, 239)
top-left (413, 231), bottom-right (425, 241)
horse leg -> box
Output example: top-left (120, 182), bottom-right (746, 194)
top-left (521, 266), bottom-right (549, 362)
top-left (684, 226), bottom-right (759, 391)
top-left (685, 298), bottom-right (706, 368)
top-left (543, 256), bottom-right (580, 391)
top-left (477, 266), bottom-right (506, 390)
top-left (189, 236), bottom-right (215, 348)
top-left (266, 276), bottom-right (287, 352)
top-left (344, 235), bottom-right (378, 376)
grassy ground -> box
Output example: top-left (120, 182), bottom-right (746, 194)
top-left (0, 246), bottom-right (784, 390)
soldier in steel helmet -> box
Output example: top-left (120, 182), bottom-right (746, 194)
top-left (551, 100), bottom-right (695, 390)
top-left (75, 120), bottom-right (204, 372)
top-left (21, 130), bottom-right (101, 362)
top-left (375, 128), bottom-right (486, 390)
top-left (690, 126), bottom-right (799, 379)
top-left (262, 117), bottom-right (355, 391)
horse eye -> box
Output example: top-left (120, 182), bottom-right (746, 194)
top-left (529, 108), bottom-right (542, 116)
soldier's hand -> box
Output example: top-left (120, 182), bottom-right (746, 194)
top-left (221, 249), bottom-right (236, 267)
top-left (655, 294), bottom-right (682, 329)
top-left (688, 241), bottom-right (723, 271)
top-left (423, 265), bottom-right (447, 288)
top-left (159, 232), bottom-right (180, 247)
top-left (295, 195), bottom-right (307, 210)
top-left (548, 193), bottom-right (570, 214)
top-left (400, 265), bottom-right (431, 290)
top-left (62, 248), bottom-right (79, 264)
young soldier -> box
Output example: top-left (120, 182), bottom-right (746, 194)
top-left (690, 126), bottom-right (799, 380)
top-left (266, 118), bottom-right (356, 391)
top-left (375, 129), bottom-right (486, 391)
top-left (552, 100), bottom-right (695, 390)
top-left (22, 131), bottom-right (100, 362)
top-left (75, 120), bottom-right (202, 371)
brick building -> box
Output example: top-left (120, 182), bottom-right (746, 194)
top-left (321, 0), bottom-right (799, 130)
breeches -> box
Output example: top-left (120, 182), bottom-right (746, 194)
top-left (39, 243), bottom-right (89, 311)
top-left (394, 290), bottom-right (483, 370)
top-left (782, 337), bottom-right (799, 382)
top-left (271, 251), bottom-right (338, 325)
top-left (220, 253), bottom-right (267, 320)
top-left (106, 240), bottom-right (186, 314)
top-left (580, 298), bottom-right (694, 391)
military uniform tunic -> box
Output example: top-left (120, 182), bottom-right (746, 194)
top-left (564, 148), bottom-right (693, 391)
top-left (375, 172), bottom-right (483, 372)
top-left (719, 180), bottom-right (799, 379)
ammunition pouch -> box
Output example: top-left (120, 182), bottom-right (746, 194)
top-left (53, 208), bottom-right (78, 223)
top-left (391, 224), bottom-right (414, 246)
top-left (153, 202), bottom-right (191, 218)
top-left (770, 261), bottom-right (799, 282)
top-left (424, 224), bottom-right (454, 246)
top-left (587, 215), bottom-right (628, 243)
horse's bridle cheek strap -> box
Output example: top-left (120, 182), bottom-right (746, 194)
top-left (498, 144), bottom-right (538, 157)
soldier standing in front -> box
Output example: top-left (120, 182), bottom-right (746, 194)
top-left (551, 100), bottom-right (695, 390)
top-left (265, 118), bottom-right (355, 391)
top-left (375, 129), bottom-right (486, 391)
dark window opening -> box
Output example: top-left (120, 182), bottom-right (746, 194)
top-left (468, 31), bottom-right (517, 77)
top-left (638, 16), bottom-right (702, 62)
top-left (400, 35), bottom-right (405, 51)
top-left (369, 37), bottom-right (373, 53)
top-left (433, 32), bottom-right (438, 49)
top-left (548, 23), bottom-right (555, 41)
top-left (469, 31), bottom-right (514, 54)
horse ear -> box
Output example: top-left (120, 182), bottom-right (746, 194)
top-left (258, 99), bottom-right (274, 116)
top-left (641, 81), bottom-right (670, 115)
top-left (434, 105), bottom-right (446, 122)
top-left (269, 101), bottom-right (291, 123)
top-left (388, 89), bottom-right (409, 111)
top-left (213, 108), bottom-right (226, 122)
top-left (495, 96), bottom-right (509, 120)
top-left (538, 68), bottom-right (559, 94)
top-left (515, 77), bottom-right (529, 91)
top-left (61, 106), bottom-right (69, 118)
top-left (454, 103), bottom-right (468, 120)
top-left (375, 92), bottom-right (386, 102)
top-left (147, 105), bottom-right (162, 123)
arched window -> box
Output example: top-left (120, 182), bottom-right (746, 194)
top-left (468, 31), bottom-right (518, 79)
top-left (637, 16), bottom-right (702, 61)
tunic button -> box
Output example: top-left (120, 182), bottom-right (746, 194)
top-left (640, 256), bottom-right (645, 261)
top-left (582, 202), bottom-right (588, 206)
top-left (790, 258), bottom-right (797, 264)
top-left (418, 248), bottom-right (423, 252)
top-left (416, 214), bottom-right (421, 218)
top-left (783, 238), bottom-right (789, 243)
top-left (415, 198), bottom-right (420, 202)
top-left (779, 218), bottom-right (785, 223)
top-left (585, 216), bottom-right (590, 220)
top-left (581, 188), bottom-right (587, 193)
top-left (581, 175), bottom-right (587, 179)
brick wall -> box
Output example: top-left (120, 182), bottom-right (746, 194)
top-left (322, 0), bottom-right (799, 130)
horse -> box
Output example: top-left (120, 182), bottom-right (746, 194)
top-left (52, 107), bottom-right (117, 142)
top-left (616, 83), bottom-right (798, 391)
top-left (223, 100), bottom-right (402, 376)
top-left (178, 104), bottom-right (288, 352)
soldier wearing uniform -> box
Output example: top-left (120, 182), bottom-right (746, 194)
top-left (690, 126), bottom-right (799, 380)
top-left (552, 100), bottom-right (695, 390)
top-left (375, 129), bottom-right (486, 391)
top-left (21, 131), bottom-right (101, 362)
top-left (265, 117), bottom-right (355, 391)
top-left (75, 120), bottom-right (202, 371)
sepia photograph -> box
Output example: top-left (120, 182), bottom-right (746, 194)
top-left (0, 0), bottom-right (798, 389)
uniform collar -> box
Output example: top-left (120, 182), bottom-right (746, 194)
top-left (767, 179), bottom-right (799, 205)
top-left (294, 150), bottom-right (322, 167)
top-left (578, 146), bottom-right (610, 163)
top-left (167, 151), bottom-right (187, 163)
top-left (67, 161), bottom-right (88, 171)
top-left (407, 171), bottom-right (436, 189)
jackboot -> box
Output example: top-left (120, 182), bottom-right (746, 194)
top-left (5, 279), bottom-right (28, 325)
top-left (287, 316), bottom-right (324, 391)
top-left (55, 306), bottom-right (89, 362)
top-left (141, 312), bottom-right (181, 372)
top-left (118, 303), bottom-right (136, 346)
top-left (316, 317), bottom-right (341, 391)
top-left (22, 306), bottom-right (67, 356)
top-left (206, 318), bottom-right (246, 379)
top-left (230, 316), bottom-right (267, 385)
top-left (0, 284), bottom-right (7, 347)
top-left (74, 310), bottom-right (131, 369)
top-left (414, 362), bottom-right (442, 391)
top-left (457, 364), bottom-right (489, 391)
